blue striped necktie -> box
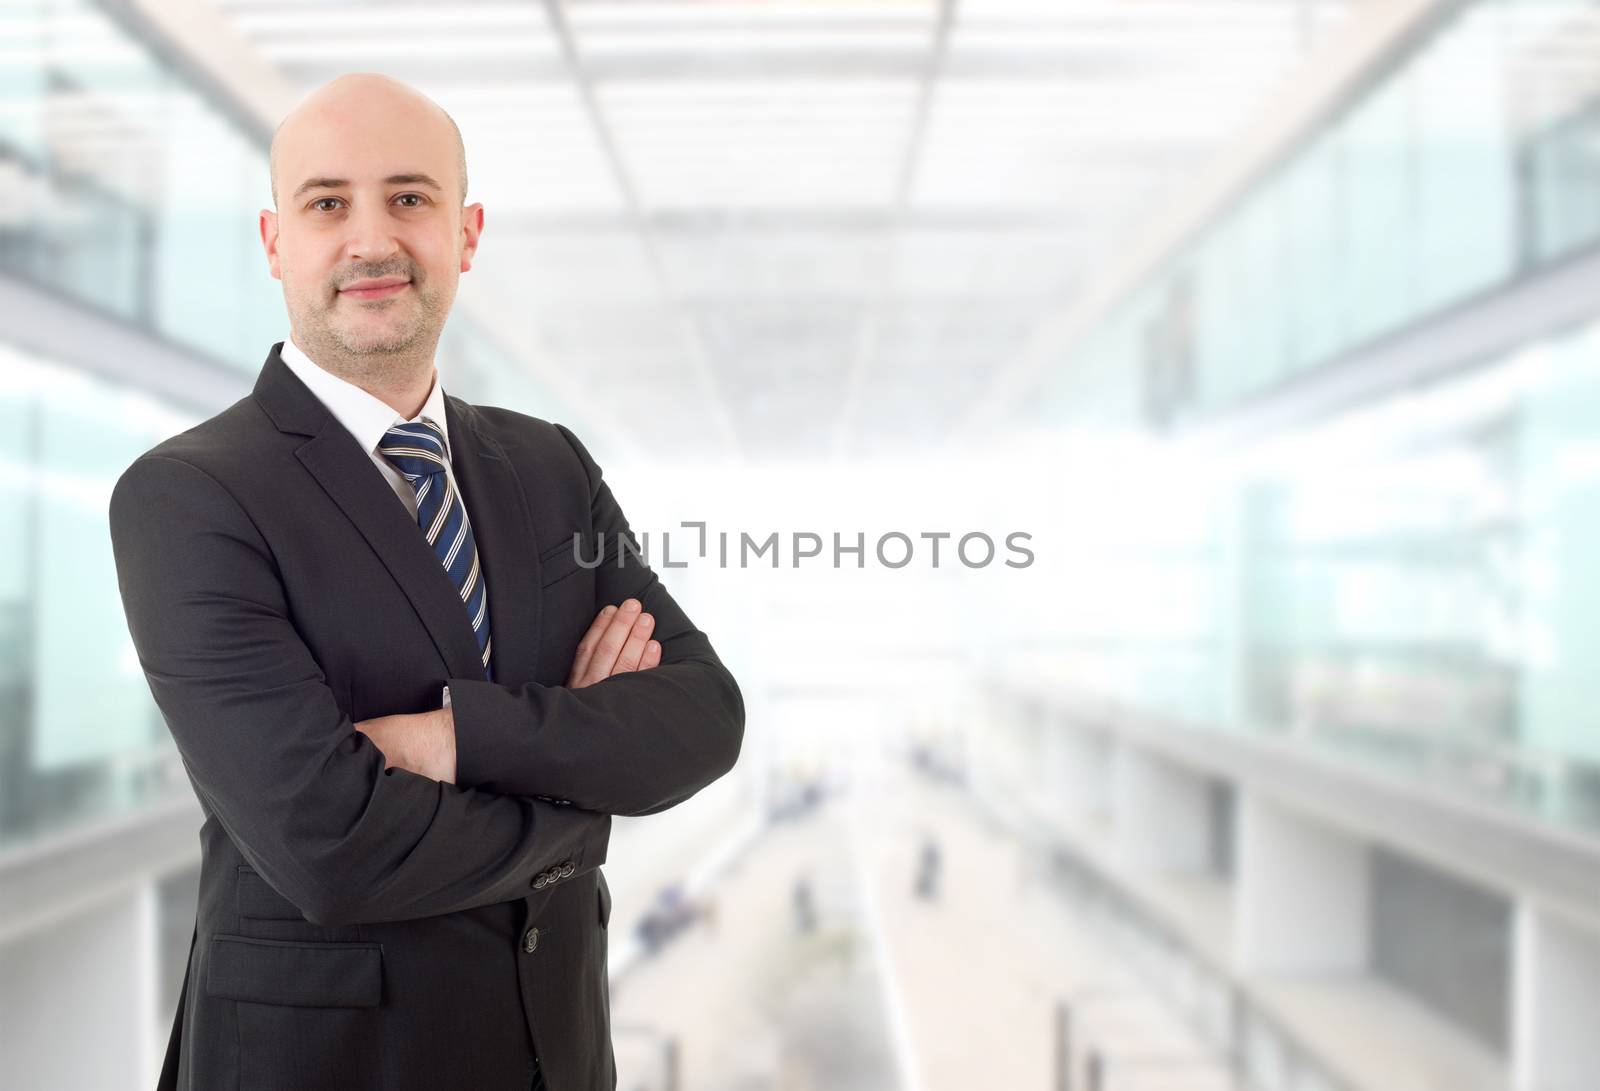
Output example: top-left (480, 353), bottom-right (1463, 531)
top-left (377, 418), bottom-right (494, 681)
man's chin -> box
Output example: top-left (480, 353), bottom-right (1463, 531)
top-left (330, 318), bottom-right (426, 356)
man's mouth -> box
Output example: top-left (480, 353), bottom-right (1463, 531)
top-left (340, 277), bottom-right (411, 300)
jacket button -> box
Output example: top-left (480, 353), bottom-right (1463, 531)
top-left (522, 927), bottom-right (539, 953)
top-left (559, 860), bottom-right (575, 878)
top-left (532, 873), bottom-right (548, 889)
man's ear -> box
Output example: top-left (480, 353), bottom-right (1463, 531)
top-left (460, 202), bottom-right (484, 273)
top-left (260, 209), bottom-right (282, 281)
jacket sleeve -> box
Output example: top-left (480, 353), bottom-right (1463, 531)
top-left (445, 423), bottom-right (745, 817)
top-left (109, 454), bottom-right (610, 927)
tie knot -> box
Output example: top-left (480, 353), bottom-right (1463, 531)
top-left (377, 418), bottom-right (448, 480)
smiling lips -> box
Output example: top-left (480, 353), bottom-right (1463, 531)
top-left (340, 277), bottom-right (410, 300)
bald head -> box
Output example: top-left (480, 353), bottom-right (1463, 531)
top-left (260, 70), bottom-right (486, 383)
top-left (269, 73), bottom-right (467, 208)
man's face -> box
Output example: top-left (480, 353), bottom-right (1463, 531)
top-left (261, 93), bottom-right (481, 360)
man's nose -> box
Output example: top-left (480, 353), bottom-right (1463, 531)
top-left (344, 199), bottom-right (401, 264)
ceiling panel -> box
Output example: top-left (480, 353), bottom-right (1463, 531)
top-left (208, 0), bottom-right (1354, 461)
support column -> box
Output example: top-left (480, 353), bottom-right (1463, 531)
top-left (1111, 745), bottom-right (1213, 873)
top-left (1234, 791), bottom-right (1370, 973)
top-left (0, 886), bottom-right (149, 1089)
top-left (1512, 902), bottom-right (1600, 1091)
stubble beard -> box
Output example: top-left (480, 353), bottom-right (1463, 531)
top-left (290, 274), bottom-right (451, 388)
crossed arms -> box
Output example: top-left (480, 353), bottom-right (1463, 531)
top-left (108, 423), bottom-right (743, 927)
top-left (354, 597), bottom-right (670, 785)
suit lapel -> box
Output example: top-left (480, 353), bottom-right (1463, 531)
top-left (444, 394), bottom-right (544, 686)
top-left (252, 342), bottom-right (542, 686)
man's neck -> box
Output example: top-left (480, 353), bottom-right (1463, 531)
top-left (289, 329), bottom-right (437, 420)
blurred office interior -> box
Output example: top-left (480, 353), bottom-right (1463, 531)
top-left (4, 0), bottom-right (1600, 1088)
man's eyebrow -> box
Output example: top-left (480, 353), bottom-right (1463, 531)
top-left (385, 173), bottom-right (444, 192)
top-left (291, 173), bottom-right (445, 201)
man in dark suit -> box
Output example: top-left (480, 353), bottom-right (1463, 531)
top-left (107, 72), bottom-right (744, 1091)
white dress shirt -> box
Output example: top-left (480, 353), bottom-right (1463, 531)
top-left (278, 333), bottom-right (458, 522)
top-left (279, 333), bottom-right (468, 708)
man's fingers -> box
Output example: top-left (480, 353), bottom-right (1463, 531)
top-left (614, 611), bottom-right (655, 673)
top-left (580, 598), bottom-right (642, 686)
top-left (567, 604), bottom-right (617, 687)
top-left (569, 599), bottom-right (667, 687)
top-left (585, 599), bottom-right (639, 682)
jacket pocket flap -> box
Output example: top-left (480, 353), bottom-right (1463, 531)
top-left (207, 934), bottom-right (383, 1008)
top-left (539, 541), bottom-right (585, 587)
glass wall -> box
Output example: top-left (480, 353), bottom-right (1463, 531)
top-left (0, 345), bottom-right (201, 846)
top-left (1036, 0), bottom-right (1600, 430)
top-left (1045, 316), bottom-right (1600, 834)
top-left (0, 0), bottom-right (282, 370)
top-left (1016, 0), bottom-right (1600, 835)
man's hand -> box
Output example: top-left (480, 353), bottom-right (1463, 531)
top-left (568, 598), bottom-right (661, 688)
top-left (354, 707), bottom-right (456, 783)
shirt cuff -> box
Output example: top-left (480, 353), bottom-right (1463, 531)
top-left (441, 684), bottom-right (452, 709)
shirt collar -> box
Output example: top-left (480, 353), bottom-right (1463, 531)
top-left (279, 333), bottom-right (452, 461)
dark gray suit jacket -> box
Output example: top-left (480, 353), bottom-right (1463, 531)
top-left (109, 342), bottom-right (744, 1091)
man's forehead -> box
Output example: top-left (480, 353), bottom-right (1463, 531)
top-left (269, 76), bottom-right (468, 203)
top-left (274, 125), bottom-right (460, 195)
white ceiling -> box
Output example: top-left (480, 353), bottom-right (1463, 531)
top-left (208, 0), bottom-right (1354, 461)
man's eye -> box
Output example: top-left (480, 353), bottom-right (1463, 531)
top-left (395, 193), bottom-right (426, 208)
top-left (311, 198), bottom-right (343, 212)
